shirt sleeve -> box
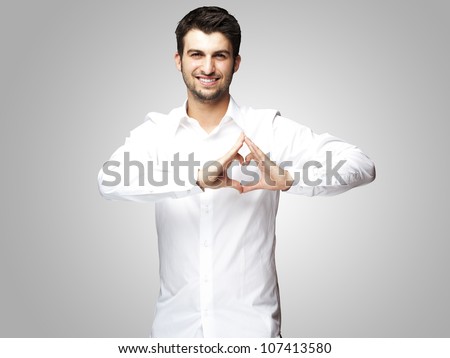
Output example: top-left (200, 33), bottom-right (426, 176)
top-left (97, 120), bottom-right (203, 203)
top-left (271, 115), bottom-right (376, 196)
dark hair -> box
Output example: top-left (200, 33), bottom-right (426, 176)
top-left (175, 6), bottom-right (241, 58)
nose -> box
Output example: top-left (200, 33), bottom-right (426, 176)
top-left (202, 56), bottom-right (215, 75)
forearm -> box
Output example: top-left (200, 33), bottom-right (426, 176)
top-left (272, 117), bottom-right (375, 197)
top-left (284, 143), bottom-right (375, 196)
top-left (98, 141), bottom-right (202, 203)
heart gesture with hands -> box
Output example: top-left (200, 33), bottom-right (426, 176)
top-left (196, 133), bottom-right (246, 193)
top-left (196, 133), bottom-right (293, 193)
top-left (241, 136), bottom-right (293, 193)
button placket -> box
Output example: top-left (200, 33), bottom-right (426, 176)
top-left (199, 193), bottom-right (213, 331)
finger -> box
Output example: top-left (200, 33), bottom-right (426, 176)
top-left (223, 153), bottom-right (244, 175)
top-left (222, 133), bottom-right (245, 163)
top-left (232, 132), bottom-right (245, 149)
top-left (244, 137), bottom-right (266, 161)
top-left (229, 179), bottom-right (243, 193)
top-left (226, 134), bottom-right (244, 157)
top-left (244, 153), bottom-right (257, 165)
top-left (241, 183), bottom-right (262, 193)
top-left (234, 152), bottom-right (244, 165)
top-left (250, 141), bottom-right (266, 160)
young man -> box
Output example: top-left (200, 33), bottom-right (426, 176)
top-left (98, 6), bottom-right (375, 337)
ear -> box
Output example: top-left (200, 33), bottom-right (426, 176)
top-left (233, 55), bottom-right (241, 73)
top-left (174, 52), bottom-right (182, 71)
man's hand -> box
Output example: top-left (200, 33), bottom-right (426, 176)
top-left (196, 133), bottom-right (293, 193)
top-left (241, 136), bottom-right (293, 193)
top-left (196, 133), bottom-right (245, 193)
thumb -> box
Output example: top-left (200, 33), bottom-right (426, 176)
top-left (241, 184), bottom-right (261, 193)
top-left (229, 179), bottom-right (243, 193)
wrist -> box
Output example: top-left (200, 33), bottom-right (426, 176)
top-left (281, 171), bottom-right (294, 191)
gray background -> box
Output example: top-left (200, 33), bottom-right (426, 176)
top-left (1, 0), bottom-right (449, 337)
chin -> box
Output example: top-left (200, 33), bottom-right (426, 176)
top-left (193, 89), bottom-right (226, 102)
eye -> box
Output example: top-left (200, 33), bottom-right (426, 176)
top-left (215, 53), bottom-right (227, 59)
top-left (190, 52), bottom-right (201, 58)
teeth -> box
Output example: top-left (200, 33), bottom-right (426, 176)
top-left (199, 78), bottom-right (216, 83)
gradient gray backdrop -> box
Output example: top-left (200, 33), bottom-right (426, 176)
top-left (1, 0), bottom-right (449, 337)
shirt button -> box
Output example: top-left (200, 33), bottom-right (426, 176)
top-left (203, 241), bottom-right (208, 247)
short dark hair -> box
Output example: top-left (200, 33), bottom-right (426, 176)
top-left (175, 6), bottom-right (241, 58)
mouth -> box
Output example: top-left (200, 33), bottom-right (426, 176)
top-left (196, 76), bottom-right (219, 87)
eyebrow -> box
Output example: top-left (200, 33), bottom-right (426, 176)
top-left (187, 49), bottom-right (231, 56)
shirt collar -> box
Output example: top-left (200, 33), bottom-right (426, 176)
top-left (172, 96), bottom-right (245, 131)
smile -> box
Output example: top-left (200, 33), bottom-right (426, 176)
top-left (197, 77), bottom-right (219, 86)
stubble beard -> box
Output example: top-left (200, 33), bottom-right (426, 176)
top-left (181, 64), bottom-right (233, 103)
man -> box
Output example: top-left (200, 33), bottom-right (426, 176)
top-left (98, 6), bottom-right (375, 337)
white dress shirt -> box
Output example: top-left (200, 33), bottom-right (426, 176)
top-left (98, 97), bottom-right (375, 337)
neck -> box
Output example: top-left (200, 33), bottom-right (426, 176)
top-left (186, 93), bottom-right (230, 133)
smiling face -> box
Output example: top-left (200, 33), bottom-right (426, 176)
top-left (175, 29), bottom-right (241, 103)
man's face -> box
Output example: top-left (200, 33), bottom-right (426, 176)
top-left (175, 29), bottom-right (241, 103)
